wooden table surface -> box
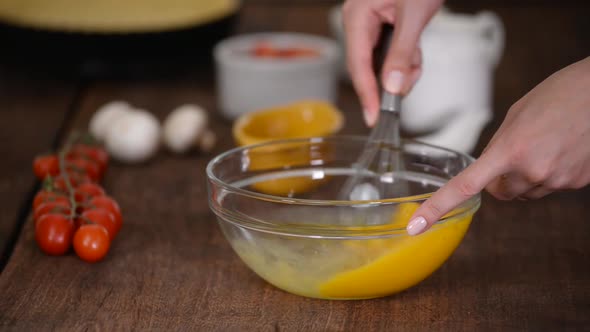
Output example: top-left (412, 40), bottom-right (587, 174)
top-left (1, 1), bottom-right (589, 330)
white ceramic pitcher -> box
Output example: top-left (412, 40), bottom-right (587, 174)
top-left (329, 6), bottom-right (504, 153)
top-left (401, 8), bottom-right (505, 153)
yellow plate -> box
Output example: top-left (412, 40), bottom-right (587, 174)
top-left (0, 0), bottom-right (239, 34)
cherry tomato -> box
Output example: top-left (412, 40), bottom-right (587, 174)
top-left (74, 182), bottom-right (105, 203)
top-left (78, 208), bottom-right (117, 239)
top-left (33, 155), bottom-right (59, 180)
top-left (251, 42), bottom-right (319, 59)
top-left (35, 213), bottom-right (74, 255)
top-left (252, 42), bottom-right (278, 57)
top-left (67, 145), bottom-right (109, 174)
top-left (34, 201), bottom-right (71, 222)
top-left (65, 158), bottom-right (101, 182)
top-left (54, 173), bottom-right (91, 191)
top-left (88, 196), bottom-right (122, 233)
top-left (73, 224), bottom-right (110, 263)
top-left (33, 191), bottom-right (68, 210)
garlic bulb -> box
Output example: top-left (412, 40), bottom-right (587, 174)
top-left (89, 101), bottom-right (133, 141)
top-left (104, 110), bottom-right (161, 163)
top-left (162, 104), bottom-right (209, 153)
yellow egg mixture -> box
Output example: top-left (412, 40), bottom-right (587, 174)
top-left (232, 203), bottom-right (473, 299)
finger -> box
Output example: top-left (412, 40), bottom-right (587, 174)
top-left (343, 6), bottom-right (382, 126)
top-left (483, 107), bottom-right (518, 155)
top-left (485, 172), bottom-right (537, 200)
top-left (381, 0), bottom-right (442, 95)
top-left (520, 185), bottom-right (554, 200)
top-left (406, 149), bottom-right (508, 236)
top-left (482, 122), bottom-right (507, 155)
top-left (411, 47), bottom-right (423, 67)
top-left (406, 48), bottom-right (423, 92)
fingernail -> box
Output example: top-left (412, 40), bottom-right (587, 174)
top-left (406, 216), bottom-right (427, 236)
top-left (363, 108), bottom-right (377, 127)
top-left (385, 70), bottom-right (405, 94)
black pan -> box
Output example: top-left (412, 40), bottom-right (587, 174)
top-left (0, 11), bottom-right (238, 78)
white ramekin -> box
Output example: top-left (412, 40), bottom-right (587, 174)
top-left (214, 32), bottom-right (341, 119)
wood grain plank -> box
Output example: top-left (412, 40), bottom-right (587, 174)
top-left (0, 68), bottom-right (79, 268)
top-left (1, 2), bottom-right (589, 331)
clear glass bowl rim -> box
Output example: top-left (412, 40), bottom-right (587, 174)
top-left (206, 135), bottom-right (481, 236)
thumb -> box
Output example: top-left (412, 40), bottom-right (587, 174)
top-left (381, 0), bottom-right (441, 95)
top-left (406, 151), bottom-right (506, 236)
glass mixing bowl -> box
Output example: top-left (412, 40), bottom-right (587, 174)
top-left (206, 136), bottom-right (480, 300)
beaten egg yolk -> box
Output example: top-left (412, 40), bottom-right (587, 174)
top-left (319, 203), bottom-right (472, 299)
top-left (233, 203), bottom-right (473, 299)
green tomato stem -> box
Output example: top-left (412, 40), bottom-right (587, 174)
top-left (57, 139), bottom-right (77, 222)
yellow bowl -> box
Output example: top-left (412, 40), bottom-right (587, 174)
top-left (233, 100), bottom-right (343, 146)
top-left (232, 100), bottom-right (343, 196)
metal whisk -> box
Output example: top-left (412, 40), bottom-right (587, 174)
top-left (338, 90), bottom-right (405, 202)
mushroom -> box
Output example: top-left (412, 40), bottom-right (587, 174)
top-left (89, 101), bottom-right (133, 141)
top-left (104, 110), bottom-right (161, 163)
top-left (162, 104), bottom-right (215, 154)
top-left (198, 129), bottom-right (217, 153)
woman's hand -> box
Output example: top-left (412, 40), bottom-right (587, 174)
top-left (406, 57), bottom-right (590, 236)
top-left (342, 0), bottom-right (443, 126)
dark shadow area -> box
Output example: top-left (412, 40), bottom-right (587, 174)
top-left (0, 13), bottom-right (237, 80)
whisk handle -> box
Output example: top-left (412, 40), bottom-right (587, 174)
top-left (380, 91), bottom-right (401, 114)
